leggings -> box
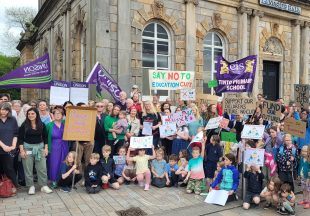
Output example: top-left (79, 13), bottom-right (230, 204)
top-left (136, 170), bottom-right (151, 185)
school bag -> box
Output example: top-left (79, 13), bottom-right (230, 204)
top-left (0, 175), bottom-right (16, 198)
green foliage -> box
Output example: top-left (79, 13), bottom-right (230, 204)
top-left (0, 54), bottom-right (21, 99)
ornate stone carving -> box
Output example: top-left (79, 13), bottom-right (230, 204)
top-left (60, 1), bottom-right (71, 15)
top-left (272, 23), bottom-right (279, 35)
top-left (237, 6), bottom-right (252, 15)
top-left (73, 5), bottom-right (86, 28)
top-left (304, 21), bottom-right (310, 28)
top-left (153, 0), bottom-right (164, 18)
top-left (54, 25), bottom-right (63, 42)
top-left (252, 10), bottom-right (264, 18)
top-left (184, 0), bottom-right (199, 6)
top-left (291, 19), bottom-right (302, 26)
top-left (213, 13), bottom-right (222, 28)
top-left (263, 37), bottom-right (283, 55)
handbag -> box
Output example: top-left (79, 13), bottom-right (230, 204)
top-left (0, 175), bottom-right (16, 198)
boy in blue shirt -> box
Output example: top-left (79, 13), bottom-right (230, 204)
top-left (166, 154), bottom-right (179, 187)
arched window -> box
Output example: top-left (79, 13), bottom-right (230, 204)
top-left (142, 22), bottom-right (170, 97)
top-left (203, 32), bottom-right (224, 94)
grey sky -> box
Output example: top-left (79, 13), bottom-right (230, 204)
top-left (0, 0), bottom-right (38, 56)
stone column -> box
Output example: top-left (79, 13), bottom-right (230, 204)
top-left (291, 19), bottom-right (301, 96)
top-left (300, 21), bottom-right (309, 85)
top-left (118, 0), bottom-right (132, 93)
top-left (184, 0), bottom-right (198, 71)
top-left (250, 10), bottom-right (264, 97)
top-left (237, 6), bottom-right (252, 58)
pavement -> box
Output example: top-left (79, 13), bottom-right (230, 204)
top-left (0, 184), bottom-right (309, 216)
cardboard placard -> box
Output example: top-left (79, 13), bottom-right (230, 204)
top-left (180, 89), bottom-right (196, 101)
top-left (294, 84), bottom-right (310, 109)
top-left (130, 136), bottom-right (153, 149)
top-left (196, 94), bottom-right (219, 107)
top-left (284, 118), bottom-right (307, 138)
top-left (261, 100), bottom-right (282, 122)
top-left (241, 125), bottom-right (265, 139)
top-left (244, 148), bottom-right (265, 167)
top-left (223, 93), bottom-right (257, 115)
top-left (63, 106), bottom-right (97, 141)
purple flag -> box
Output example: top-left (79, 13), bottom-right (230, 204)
top-left (0, 53), bottom-right (51, 89)
top-left (216, 55), bottom-right (257, 93)
top-left (86, 62), bottom-right (122, 102)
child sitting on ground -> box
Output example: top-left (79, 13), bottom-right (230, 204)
top-left (278, 183), bottom-right (296, 215)
top-left (178, 149), bottom-right (188, 167)
top-left (166, 154), bottom-right (179, 187)
top-left (126, 146), bottom-right (156, 191)
top-left (122, 160), bottom-right (136, 185)
top-left (112, 111), bottom-right (128, 143)
top-left (114, 146), bottom-right (127, 185)
top-left (210, 153), bottom-right (239, 201)
top-left (184, 140), bottom-right (206, 195)
top-left (243, 165), bottom-right (264, 209)
top-left (175, 156), bottom-right (188, 187)
top-left (58, 151), bottom-right (82, 192)
top-left (151, 149), bottom-right (169, 188)
top-left (260, 176), bottom-right (282, 209)
top-left (84, 153), bottom-right (103, 194)
top-left (100, 145), bottom-right (120, 190)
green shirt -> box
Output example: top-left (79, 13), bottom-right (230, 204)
top-left (104, 115), bottom-right (125, 140)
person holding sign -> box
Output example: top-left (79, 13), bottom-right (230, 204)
top-left (293, 109), bottom-right (310, 151)
top-left (188, 104), bottom-right (203, 139)
top-left (93, 102), bottom-right (107, 158)
top-left (46, 107), bottom-right (68, 189)
top-left (18, 108), bottom-right (53, 195)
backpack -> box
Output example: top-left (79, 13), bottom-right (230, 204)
top-left (0, 175), bottom-right (16, 198)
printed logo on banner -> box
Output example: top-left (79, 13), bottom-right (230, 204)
top-left (261, 100), bottom-right (282, 122)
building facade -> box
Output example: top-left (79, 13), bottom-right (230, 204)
top-left (18, 0), bottom-right (310, 102)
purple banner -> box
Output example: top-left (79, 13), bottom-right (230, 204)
top-left (215, 55), bottom-right (257, 93)
top-left (0, 53), bottom-right (51, 89)
top-left (71, 81), bottom-right (89, 88)
top-left (86, 62), bottom-right (122, 102)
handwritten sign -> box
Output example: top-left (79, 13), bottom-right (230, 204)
top-left (223, 94), bottom-right (256, 115)
top-left (159, 123), bottom-right (177, 138)
top-left (113, 156), bottom-right (126, 165)
top-left (241, 125), bottom-right (265, 139)
top-left (63, 106), bottom-right (97, 141)
top-left (219, 118), bottom-right (230, 129)
top-left (180, 89), bottom-right (196, 101)
top-left (130, 136), bottom-right (153, 149)
top-left (149, 70), bottom-right (195, 90)
top-left (294, 84), bottom-right (310, 109)
top-left (161, 115), bottom-right (174, 125)
top-left (205, 190), bottom-right (229, 206)
top-left (284, 118), bottom-right (306, 138)
top-left (244, 148), bottom-right (265, 166)
top-left (171, 109), bottom-right (196, 127)
top-left (142, 122), bottom-right (153, 136)
top-left (190, 131), bottom-right (203, 144)
top-left (262, 100), bottom-right (281, 122)
top-left (196, 94), bottom-right (219, 107)
top-left (205, 116), bottom-right (223, 130)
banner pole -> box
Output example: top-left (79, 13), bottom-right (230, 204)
top-left (72, 141), bottom-right (79, 190)
top-left (242, 150), bottom-right (246, 200)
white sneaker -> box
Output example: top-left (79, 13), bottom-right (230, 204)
top-left (41, 186), bottom-right (53, 194)
top-left (28, 186), bottom-right (35, 195)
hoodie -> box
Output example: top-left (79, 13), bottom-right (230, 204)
top-left (211, 165), bottom-right (239, 192)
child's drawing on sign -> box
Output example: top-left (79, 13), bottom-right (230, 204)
top-left (244, 148), bottom-right (265, 166)
top-left (241, 125), bottom-right (265, 139)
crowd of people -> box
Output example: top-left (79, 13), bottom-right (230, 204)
top-left (0, 87), bottom-right (309, 215)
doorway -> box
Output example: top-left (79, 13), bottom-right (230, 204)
top-left (263, 61), bottom-right (280, 101)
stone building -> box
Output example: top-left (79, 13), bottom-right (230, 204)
top-left (17, 0), bottom-right (310, 102)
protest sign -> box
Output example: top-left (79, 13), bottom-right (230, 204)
top-left (113, 156), bottom-right (126, 165)
top-left (196, 94), bottom-right (219, 107)
top-left (70, 82), bottom-right (89, 105)
top-left (221, 132), bottom-right (237, 143)
top-left (0, 53), bottom-right (51, 89)
top-left (149, 70), bottom-right (195, 90)
top-left (216, 55), bottom-right (257, 93)
top-left (180, 89), bottom-right (196, 101)
top-left (244, 148), bottom-right (265, 166)
top-left (205, 116), bottom-right (223, 130)
top-left (284, 118), bottom-right (306, 138)
top-left (261, 100), bottom-right (282, 122)
top-left (219, 118), bottom-right (229, 129)
top-left (50, 80), bottom-right (70, 105)
top-left (161, 115), bottom-right (174, 125)
top-left (130, 136), bottom-right (153, 149)
top-left (294, 84), bottom-right (310, 109)
top-left (141, 95), bottom-right (152, 102)
top-left (207, 80), bottom-right (218, 88)
top-left (171, 109), bottom-right (196, 127)
top-left (223, 94), bottom-right (256, 115)
top-left (190, 131), bottom-right (203, 144)
top-left (160, 123), bottom-right (177, 138)
top-left (241, 125), bottom-right (265, 139)
top-left (63, 107), bottom-right (97, 141)
top-left (142, 122), bottom-right (153, 136)
top-left (205, 190), bottom-right (229, 206)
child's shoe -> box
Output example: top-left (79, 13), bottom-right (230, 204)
top-left (277, 207), bottom-right (288, 215)
top-left (51, 181), bottom-right (57, 189)
top-left (60, 186), bottom-right (71, 193)
top-left (102, 183), bottom-right (109, 189)
top-left (144, 184), bottom-right (149, 191)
